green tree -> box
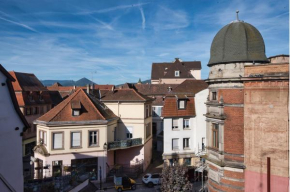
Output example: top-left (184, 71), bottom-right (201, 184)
top-left (161, 162), bottom-right (192, 192)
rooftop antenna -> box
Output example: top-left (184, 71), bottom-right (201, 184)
top-left (236, 10), bottom-right (240, 21)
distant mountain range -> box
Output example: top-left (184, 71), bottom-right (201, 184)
top-left (41, 78), bottom-right (95, 86)
top-left (41, 78), bottom-right (151, 87)
top-left (116, 79), bottom-right (151, 87)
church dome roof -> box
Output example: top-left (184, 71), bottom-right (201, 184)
top-left (208, 17), bottom-right (269, 66)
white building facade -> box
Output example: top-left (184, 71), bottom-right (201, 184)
top-left (0, 65), bottom-right (29, 192)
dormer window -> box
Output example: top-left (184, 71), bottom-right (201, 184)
top-left (71, 101), bottom-right (81, 116)
top-left (73, 109), bottom-right (80, 116)
top-left (178, 100), bottom-right (186, 109)
top-left (175, 71), bottom-right (180, 77)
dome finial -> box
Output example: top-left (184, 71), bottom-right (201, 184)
top-left (236, 10), bottom-right (240, 21)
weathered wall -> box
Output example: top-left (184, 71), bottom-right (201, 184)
top-left (244, 64), bottom-right (289, 192)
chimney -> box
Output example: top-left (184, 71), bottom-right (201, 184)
top-left (73, 85), bottom-right (76, 90)
top-left (86, 84), bottom-right (90, 94)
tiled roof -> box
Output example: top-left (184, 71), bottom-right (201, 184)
top-left (99, 88), bottom-right (152, 102)
top-left (9, 71), bottom-right (47, 92)
top-left (37, 89), bottom-right (117, 124)
top-left (152, 96), bottom-right (164, 106)
top-left (162, 80), bottom-right (208, 117)
top-left (169, 80), bottom-right (208, 95)
top-left (47, 91), bottom-right (63, 106)
top-left (14, 91), bottom-right (52, 107)
top-left (151, 59), bottom-right (201, 80)
top-left (133, 84), bottom-right (179, 95)
top-left (162, 96), bottom-right (196, 117)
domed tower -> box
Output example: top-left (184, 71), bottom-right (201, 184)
top-left (205, 11), bottom-right (268, 192)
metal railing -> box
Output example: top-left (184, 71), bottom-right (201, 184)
top-left (108, 138), bottom-right (142, 150)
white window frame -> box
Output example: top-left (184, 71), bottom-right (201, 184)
top-left (179, 100), bottom-right (185, 109)
top-left (52, 132), bottom-right (63, 150)
top-left (183, 119), bottom-right (190, 129)
top-left (73, 109), bottom-right (80, 116)
top-left (183, 138), bottom-right (190, 149)
top-left (175, 71), bottom-right (180, 77)
top-left (71, 132), bottom-right (81, 148)
top-left (89, 131), bottom-right (98, 147)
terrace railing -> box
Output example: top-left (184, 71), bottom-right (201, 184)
top-left (108, 138), bottom-right (142, 150)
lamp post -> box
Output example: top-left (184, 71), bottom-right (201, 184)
top-left (99, 166), bottom-right (102, 190)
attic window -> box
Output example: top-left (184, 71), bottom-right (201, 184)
top-left (175, 71), bottom-right (180, 77)
top-left (178, 100), bottom-right (186, 109)
top-left (73, 110), bottom-right (80, 116)
top-left (71, 101), bottom-right (81, 116)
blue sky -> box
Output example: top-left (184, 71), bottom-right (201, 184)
top-left (0, 0), bottom-right (288, 84)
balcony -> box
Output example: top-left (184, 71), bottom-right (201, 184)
top-left (108, 138), bottom-right (143, 151)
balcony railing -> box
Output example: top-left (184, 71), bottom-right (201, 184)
top-left (108, 138), bottom-right (143, 150)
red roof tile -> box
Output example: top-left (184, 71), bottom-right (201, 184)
top-left (37, 89), bottom-right (117, 124)
top-left (169, 80), bottom-right (208, 95)
top-left (162, 96), bottom-right (195, 117)
top-left (9, 71), bottom-right (47, 92)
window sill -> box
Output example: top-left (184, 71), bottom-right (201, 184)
top-left (172, 148), bottom-right (179, 151)
top-left (51, 148), bottom-right (64, 151)
top-left (70, 146), bottom-right (82, 149)
top-left (183, 127), bottom-right (191, 130)
top-left (183, 147), bottom-right (191, 150)
top-left (88, 145), bottom-right (100, 148)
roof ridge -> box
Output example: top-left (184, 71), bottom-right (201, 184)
top-left (81, 90), bottom-right (105, 120)
top-left (46, 89), bottom-right (81, 122)
top-left (131, 89), bottom-right (146, 101)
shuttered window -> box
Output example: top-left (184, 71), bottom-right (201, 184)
top-left (53, 133), bottom-right (63, 149)
top-left (172, 119), bottom-right (179, 129)
top-left (71, 132), bottom-right (81, 147)
top-left (172, 139), bottom-right (179, 150)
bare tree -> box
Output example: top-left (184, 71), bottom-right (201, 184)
top-left (161, 162), bottom-right (192, 192)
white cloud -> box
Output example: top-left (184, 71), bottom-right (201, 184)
top-left (139, 7), bottom-right (146, 29)
top-left (0, 15), bottom-right (37, 32)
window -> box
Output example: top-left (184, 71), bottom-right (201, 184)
top-left (183, 138), bottom-right (190, 149)
top-left (172, 138), bottom-right (179, 150)
top-left (52, 160), bottom-right (62, 177)
top-left (145, 105), bottom-right (150, 118)
top-left (89, 131), bottom-right (98, 146)
top-left (153, 107), bottom-right (162, 117)
top-left (71, 132), bottom-right (81, 148)
top-left (183, 119), bottom-right (189, 128)
top-left (146, 124), bottom-right (151, 139)
top-left (26, 108), bottom-right (31, 115)
top-left (73, 109), bottom-right (80, 116)
top-left (175, 71), bottom-right (180, 77)
top-left (33, 107), bottom-right (38, 115)
top-left (202, 137), bottom-right (205, 151)
top-left (178, 100), bottom-right (185, 109)
top-left (25, 142), bottom-right (36, 156)
top-left (151, 174), bottom-right (160, 179)
top-left (172, 119), bottom-right (179, 129)
top-left (212, 124), bottom-right (219, 149)
top-left (39, 106), bottom-right (44, 114)
top-left (126, 127), bottom-right (133, 139)
top-left (39, 130), bottom-right (47, 145)
top-left (184, 158), bottom-right (191, 166)
top-left (52, 132), bottom-right (63, 149)
top-left (212, 92), bottom-right (217, 100)
top-left (43, 131), bottom-right (47, 145)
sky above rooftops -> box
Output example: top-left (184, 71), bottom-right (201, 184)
top-left (0, 0), bottom-right (288, 85)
